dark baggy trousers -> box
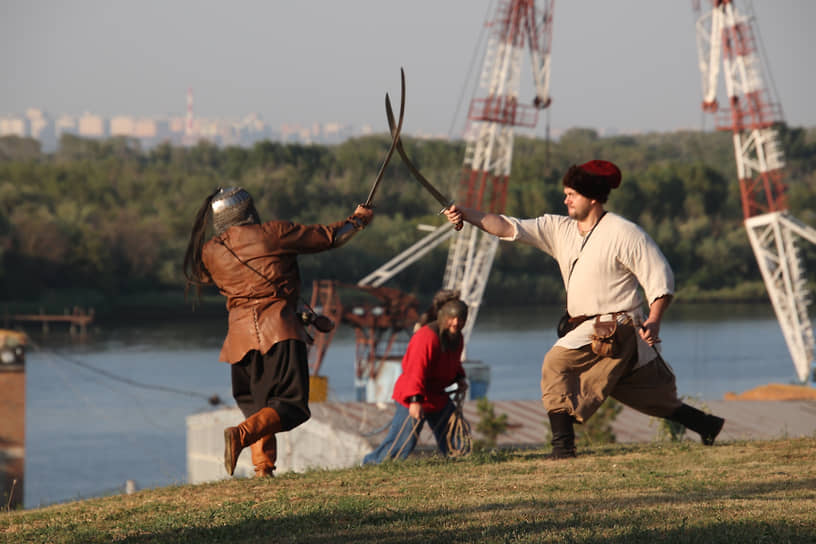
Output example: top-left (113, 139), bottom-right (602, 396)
top-left (231, 339), bottom-right (311, 432)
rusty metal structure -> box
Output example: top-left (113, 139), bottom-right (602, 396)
top-left (307, 280), bottom-right (421, 401)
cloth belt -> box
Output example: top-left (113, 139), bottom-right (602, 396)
top-left (567, 314), bottom-right (597, 327)
top-left (568, 311), bottom-right (630, 328)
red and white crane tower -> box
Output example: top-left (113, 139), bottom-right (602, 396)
top-left (359, 0), bottom-right (556, 347)
top-left (443, 0), bottom-right (555, 345)
top-left (692, 0), bottom-right (816, 383)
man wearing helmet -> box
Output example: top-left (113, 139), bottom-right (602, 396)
top-left (443, 160), bottom-right (725, 458)
top-left (184, 187), bottom-right (373, 477)
top-left (362, 292), bottom-right (469, 464)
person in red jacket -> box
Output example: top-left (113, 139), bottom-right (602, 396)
top-left (362, 296), bottom-right (469, 465)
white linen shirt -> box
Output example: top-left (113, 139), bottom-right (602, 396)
top-left (500, 211), bottom-right (674, 368)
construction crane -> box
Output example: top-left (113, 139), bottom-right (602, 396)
top-left (359, 0), bottom-right (555, 344)
top-left (692, 0), bottom-right (816, 383)
top-left (443, 0), bottom-right (555, 347)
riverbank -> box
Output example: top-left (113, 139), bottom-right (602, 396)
top-left (2, 290), bottom-right (226, 326)
top-left (0, 284), bottom-right (793, 328)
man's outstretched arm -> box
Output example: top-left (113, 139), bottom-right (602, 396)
top-left (443, 205), bottom-right (515, 239)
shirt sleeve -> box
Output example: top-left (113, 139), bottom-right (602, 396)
top-left (396, 328), bottom-right (438, 402)
top-left (498, 214), bottom-right (568, 257)
top-left (618, 225), bottom-right (675, 304)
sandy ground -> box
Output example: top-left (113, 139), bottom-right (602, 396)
top-left (724, 383), bottom-right (816, 400)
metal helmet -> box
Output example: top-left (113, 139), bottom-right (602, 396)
top-left (211, 187), bottom-right (258, 235)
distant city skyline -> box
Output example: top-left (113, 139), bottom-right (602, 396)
top-left (0, 100), bottom-right (695, 155)
top-left (2, 1), bottom-right (815, 141)
top-left (0, 106), bottom-right (387, 152)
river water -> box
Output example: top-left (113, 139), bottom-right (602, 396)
top-left (21, 303), bottom-right (803, 508)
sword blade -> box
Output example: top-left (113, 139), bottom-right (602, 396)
top-left (386, 96), bottom-right (461, 230)
top-left (364, 68), bottom-right (406, 208)
top-left (385, 96), bottom-right (453, 209)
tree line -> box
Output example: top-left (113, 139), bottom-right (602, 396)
top-left (0, 125), bottom-right (814, 317)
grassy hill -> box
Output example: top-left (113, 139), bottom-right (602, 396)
top-left (3, 437), bottom-right (815, 543)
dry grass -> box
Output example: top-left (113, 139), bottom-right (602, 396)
top-left (2, 437), bottom-right (815, 543)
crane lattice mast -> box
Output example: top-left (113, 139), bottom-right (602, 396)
top-left (443, 0), bottom-right (555, 346)
top-left (693, 0), bottom-right (816, 383)
top-left (358, 0), bottom-right (555, 344)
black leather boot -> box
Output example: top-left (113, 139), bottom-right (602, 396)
top-left (667, 403), bottom-right (725, 445)
top-left (548, 411), bottom-right (577, 458)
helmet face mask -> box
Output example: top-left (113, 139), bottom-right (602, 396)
top-left (211, 187), bottom-right (258, 235)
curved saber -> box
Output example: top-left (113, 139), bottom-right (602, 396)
top-left (385, 95), bottom-right (463, 231)
top-left (363, 67), bottom-right (406, 208)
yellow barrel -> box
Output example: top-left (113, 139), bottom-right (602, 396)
top-left (309, 375), bottom-right (328, 403)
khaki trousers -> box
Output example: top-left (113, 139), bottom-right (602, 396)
top-left (541, 322), bottom-right (682, 423)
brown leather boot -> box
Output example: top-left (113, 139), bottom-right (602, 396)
top-left (250, 434), bottom-right (277, 477)
top-left (224, 407), bottom-right (283, 476)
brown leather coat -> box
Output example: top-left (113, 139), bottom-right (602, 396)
top-left (202, 218), bottom-right (346, 364)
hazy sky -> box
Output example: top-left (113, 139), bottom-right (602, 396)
top-left (3, 1), bottom-right (814, 138)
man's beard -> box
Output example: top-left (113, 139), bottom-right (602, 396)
top-left (569, 206), bottom-right (589, 221)
top-left (439, 327), bottom-right (461, 352)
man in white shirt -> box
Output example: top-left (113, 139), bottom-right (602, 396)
top-left (443, 160), bottom-right (725, 458)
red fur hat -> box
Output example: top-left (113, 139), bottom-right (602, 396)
top-left (562, 160), bottom-right (622, 203)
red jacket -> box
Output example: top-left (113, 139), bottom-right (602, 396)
top-left (392, 324), bottom-right (465, 413)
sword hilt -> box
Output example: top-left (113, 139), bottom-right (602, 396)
top-left (438, 200), bottom-right (463, 231)
top-left (436, 200), bottom-right (455, 215)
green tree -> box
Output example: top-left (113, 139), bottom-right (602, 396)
top-left (474, 397), bottom-right (508, 452)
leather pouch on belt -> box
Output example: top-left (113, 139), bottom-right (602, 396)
top-left (590, 314), bottom-right (618, 357)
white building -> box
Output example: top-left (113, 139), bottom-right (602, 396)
top-left (0, 116), bottom-right (27, 137)
top-left (110, 115), bottom-right (137, 136)
top-left (77, 112), bottom-right (108, 138)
